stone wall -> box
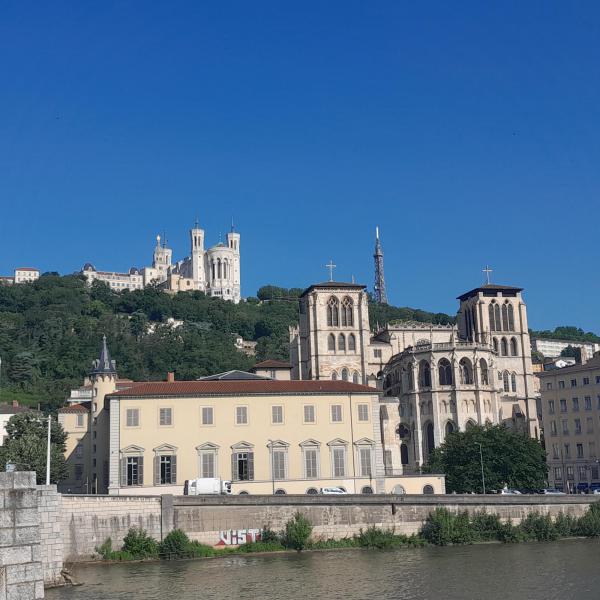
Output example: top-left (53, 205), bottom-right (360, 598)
top-left (0, 472), bottom-right (44, 600)
top-left (60, 495), bottom-right (162, 562)
top-left (37, 486), bottom-right (62, 586)
top-left (56, 493), bottom-right (598, 559)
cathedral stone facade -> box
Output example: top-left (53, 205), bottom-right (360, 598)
top-left (82, 221), bottom-right (241, 302)
top-left (289, 280), bottom-right (540, 474)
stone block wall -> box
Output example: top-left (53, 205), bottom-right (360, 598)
top-left (37, 486), bottom-right (62, 586)
top-left (0, 472), bottom-right (44, 600)
top-left (60, 495), bottom-right (162, 562)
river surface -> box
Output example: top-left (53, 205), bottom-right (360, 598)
top-left (47, 539), bottom-right (600, 600)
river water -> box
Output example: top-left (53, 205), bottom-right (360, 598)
top-left (47, 539), bottom-right (599, 600)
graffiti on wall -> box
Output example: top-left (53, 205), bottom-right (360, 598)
top-left (217, 528), bottom-right (262, 546)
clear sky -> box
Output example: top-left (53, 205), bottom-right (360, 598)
top-left (1, 2), bottom-right (598, 332)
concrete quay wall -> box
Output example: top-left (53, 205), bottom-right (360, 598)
top-left (61, 494), bottom-right (597, 559)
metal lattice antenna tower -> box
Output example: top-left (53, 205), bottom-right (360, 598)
top-left (373, 226), bottom-right (388, 304)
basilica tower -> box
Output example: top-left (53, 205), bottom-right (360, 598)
top-left (190, 220), bottom-right (205, 289)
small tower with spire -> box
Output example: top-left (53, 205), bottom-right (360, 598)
top-left (89, 335), bottom-right (118, 416)
top-left (373, 226), bottom-right (388, 304)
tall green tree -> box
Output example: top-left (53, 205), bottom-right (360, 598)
top-left (0, 412), bottom-right (68, 484)
top-left (426, 424), bottom-right (547, 493)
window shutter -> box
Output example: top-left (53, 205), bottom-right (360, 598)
top-left (248, 452), bottom-right (254, 481)
top-left (171, 455), bottom-right (177, 484)
top-left (120, 457), bottom-right (127, 487)
top-left (231, 453), bottom-right (237, 481)
top-left (138, 456), bottom-right (144, 485)
top-left (154, 455), bottom-right (160, 485)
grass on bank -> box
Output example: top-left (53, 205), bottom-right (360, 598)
top-left (94, 504), bottom-right (600, 562)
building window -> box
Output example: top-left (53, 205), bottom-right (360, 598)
top-left (559, 381), bottom-right (565, 389)
top-left (548, 400), bottom-right (555, 415)
top-left (126, 408), bottom-right (139, 427)
top-left (374, 349), bottom-right (382, 358)
top-left (589, 442), bottom-right (596, 458)
top-left (341, 368), bottom-right (349, 381)
top-left (562, 420), bottom-right (569, 435)
top-left (201, 406), bottom-right (214, 425)
top-left (357, 404), bottom-right (370, 422)
top-left (331, 446), bottom-right (346, 477)
top-left (585, 396), bottom-right (592, 411)
top-left (503, 371), bottom-right (510, 392)
top-left (272, 405), bottom-right (284, 424)
top-left (501, 338), bottom-right (508, 357)
top-left (303, 447), bottom-right (319, 479)
top-left (358, 447), bottom-right (372, 477)
top-left (577, 443), bottom-right (584, 459)
top-left (567, 466), bottom-right (574, 480)
top-left (554, 467), bottom-right (562, 481)
top-left (75, 465), bottom-right (83, 481)
top-left (236, 406), bottom-right (248, 425)
top-left (328, 334), bottom-right (336, 352)
top-left (479, 359), bottom-right (489, 385)
top-left (583, 377), bottom-right (590, 385)
top-left (560, 399), bottom-right (567, 413)
top-left (511, 372), bottom-right (517, 392)
top-left (578, 465), bottom-right (587, 481)
top-left (338, 334), bottom-right (346, 352)
top-left (304, 405), bottom-right (315, 423)
top-left (571, 379), bottom-right (577, 388)
top-left (596, 376), bottom-right (600, 384)
top-left (271, 447), bottom-right (287, 480)
top-left (75, 443), bottom-right (83, 458)
top-left (331, 405), bottom-right (343, 422)
top-left (546, 382), bottom-right (553, 390)
top-left (327, 297), bottom-right (339, 327)
top-left (438, 359), bottom-right (453, 386)
top-left (564, 443), bottom-right (570, 459)
top-left (348, 334), bottom-right (356, 352)
top-left (552, 443), bottom-right (559, 459)
top-left (159, 408), bottom-right (172, 426)
top-left (156, 455), bottom-right (176, 485)
top-left (232, 450), bottom-right (254, 481)
top-left (587, 417), bottom-right (594, 434)
top-left (510, 337), bottom-right (518, 356)
top-left (125, 456), bottom-right (143, 486)
top-left (352, 371), bottom-right (360, 384)
top-left (76, 413), bottom-right (84, 428)
top-left (572, 398), bottom-right (579, 412)
top-left (341, 297), bottom-right (354, 326)
top-left (575, 419), bottom-right (582, 434)
top-left (199, 450), bottom-right (216, 478)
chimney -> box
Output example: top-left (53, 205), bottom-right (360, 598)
top-left (12, 400), bottom-right (18, 408)
top-left (167, 372), bottom-right (175, 383)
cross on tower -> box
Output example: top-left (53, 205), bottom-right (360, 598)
top-left (483, 265), bottom-right (493, 285)
top-left (325, 260), bottom-right (337, 282)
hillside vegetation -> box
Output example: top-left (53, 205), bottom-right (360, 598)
top-left (0, 277), bottom-right (454, 411)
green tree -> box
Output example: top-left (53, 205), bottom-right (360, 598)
top-left (426, 424), bottom-right (547, 493)
top-left (0, 413), bottom-right (68, 484)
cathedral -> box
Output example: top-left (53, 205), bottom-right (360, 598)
top-left (289, 229), bottom-right (539, 474)
top-left (82, 220), bottom-right (241, 302)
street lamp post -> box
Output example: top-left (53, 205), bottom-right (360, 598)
top-left (478, 442), bottom-right (486, 494)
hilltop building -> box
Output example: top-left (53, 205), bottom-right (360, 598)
top-left (531, 338), bottom-right (600, 360)
top-left (82, 220), bottom-right (241, 302)
top-left (0, 267), bottom-right (40, 285)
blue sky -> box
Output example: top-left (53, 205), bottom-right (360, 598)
top-left (1, 2), bottom-right (599, 332)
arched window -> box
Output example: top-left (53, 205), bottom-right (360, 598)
top-left (502, 303), bottom-right (509, 331)
top-left (341, 297), bottom-right (354, 326)
top-left (418, 360), bottom-right (431, 388)
top-left (352, 372), bottom-right (359, 384)
top-left (503, 371), bottom-right (510, 392)
top-left (438, 359), bottom-right (453, 386)
top-left (508, 304), bottom-right (515, 331)
top-left (217, 258), bottom-right (222, 279)
top-left (361, 486), bottom-right (373, 494)
top-left (328, 334), bottom-right (336, 352)
top-left (274, 489), bottom-right (286, 495)
top-left (466, 419), bottom-right (477, 429)
top-left (479, 359), bottom-right (489, 385)
top-left (223, 260), bottom-right (227, 279)
top-left (331, 371), bottom-right (338, 381)
top-left (471, 306), bottom-right (478, 338)
top-left (445, 421), bottom-right (455, 436)
top-left (327, 297), bottom-right (339, 327)
top-left (459, 358), bottom-right (473, 384)
top-left (392, 484), bottom-right (406, 495)
top-left (211, 262), bottom-right (215, 280)
top-left (306, 487), bottom-right (319, 495)
top-left (424, 422), bottom-right (435, 456)
top-left (511, 372), bottom-right (517, 392)
top-left (338, 334), bottom-right (346, 352)
top-left (348, 334), bottom-right (356, 352)
top-left (400, 443), bottom-right (409, 465)
top-left (501, 338), bottom-right (508, 357)
top-left (488, 304), bottom-right (496, 332)
top-left (494, 303), bottom-right (501, 331)
top-left (493, 338), bottom-right (499, 353)
top-left (341, 368), bottom-right (349, 382)
top-left (510, 337), bottom-right (518, 356)
top-left (423, 485), bottom-right (434, 495)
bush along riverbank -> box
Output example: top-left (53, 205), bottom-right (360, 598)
top-left (94, 504), bottom-right (600, 563)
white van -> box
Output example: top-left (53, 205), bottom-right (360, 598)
top-left (184, 478), bottom-right (232, 495)
top-left (320, 487), bottom-right (348, 495)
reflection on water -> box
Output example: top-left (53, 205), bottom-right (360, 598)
top-left (47, 539), bottom-right (600, 600)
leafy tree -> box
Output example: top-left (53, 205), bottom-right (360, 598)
top-left (282, 512), bottom-right (312, 551)
top-left (560, 345), bottom-right (581, 362)
top-left (0, 413), bottom-right (68, 484)
top-left (426, 424), bottom-right (547, 493)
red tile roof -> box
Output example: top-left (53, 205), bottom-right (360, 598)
top-left (15, 267), bottom-right (39, 272)
top-left (252, 360), bottom-right (291, 369)
top-left (109, 380), bottom-right (376, 398)
top-left (58, 404), bottom-right (89, 413)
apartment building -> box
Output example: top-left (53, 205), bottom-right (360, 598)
top-left (539, 354), bottom-right (600, 492)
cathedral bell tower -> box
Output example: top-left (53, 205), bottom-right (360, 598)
top-left (190, 220), bottom-right (205, 289)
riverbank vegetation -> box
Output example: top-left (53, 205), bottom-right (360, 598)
top-left (94, 504), bottom-right (600, 564)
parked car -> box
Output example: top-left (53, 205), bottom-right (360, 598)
top-left (592, 489), bottom-right (600, 495)
top-left (500, 488), bottom-right (522, 495)
top-left (320, 487), bottom-right (348, 495)
top-left (541, 488), bottom-right (566, 495)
